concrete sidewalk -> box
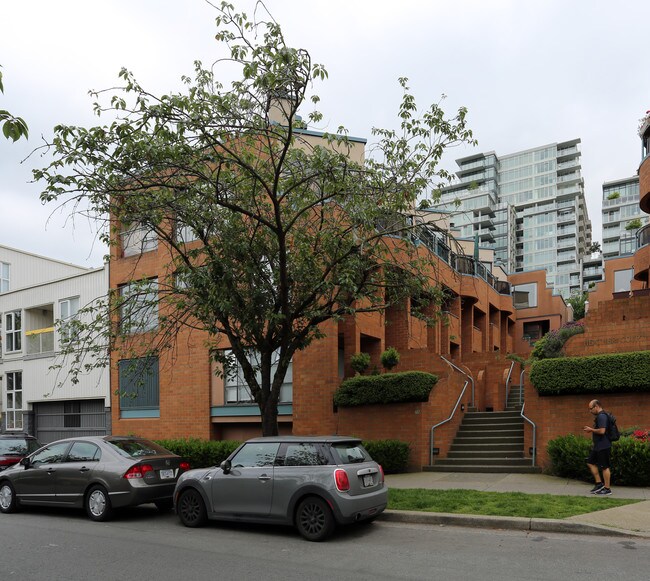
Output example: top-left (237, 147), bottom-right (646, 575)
top-left (382, 471), bottom-right (650, 538)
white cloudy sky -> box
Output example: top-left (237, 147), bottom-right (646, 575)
top-left (2, 0), bottom-right (649, 267)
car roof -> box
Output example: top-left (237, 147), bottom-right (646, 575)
top-left (244, 435), bottom-right (362, 444)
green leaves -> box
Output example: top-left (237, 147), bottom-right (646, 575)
top-left (0, 66), bottom-right (29, 141)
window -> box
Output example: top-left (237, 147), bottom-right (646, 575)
top-left (223, 349), bottom-right (292, 404)
top-left (230, 442), bottom-right (279, 468)
top-left (31, 442), bottom-right (70, 465)
top-left (512, 283), bottom-right (538, 309)
top-left (118, 356), bottom-right (159, 412)
top-left (120, 279), bottom-right (158, 334)
top-left (280, 443), bottom-right (329, 466)
top-left (331, 442), bottom-right (370, 464)
top-left (59, 296), bottom-right (80, 343)
top-left (121, 223), bottom-right (157, 257)
top-left (5, 311), bottom-right (22, 353)
top-left (5, 371), bottom-right (23, 430)
top-left (176, 222), bottom-right (200, 243)
top-left (0, 262), bottom-right (9, 292)
top-left (67, 442), bottom-right (101, 462)
top-left (614, 268), bottom-right (634, 293)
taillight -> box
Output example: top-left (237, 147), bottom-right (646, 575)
top-left (379, 464), bottom-right (385, 484)
top-left (334, 469), bottom-right (350, 492)
top-left (123, 464), bottom-right (154, 479)
top-left (180, 461), bottom-right (190, 472)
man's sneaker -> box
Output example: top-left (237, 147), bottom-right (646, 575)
top-left (594, 487), bottom-right (612, 496)
top-left (590, 483), bottom-right (605, 494)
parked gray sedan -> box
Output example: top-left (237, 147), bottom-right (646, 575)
top-left (0, 436), bottom-right (189, 521)
top-left (174, 436), bottom-right (388, 541)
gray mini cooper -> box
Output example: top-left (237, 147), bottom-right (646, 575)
top-left (174, 436), bottom-right (388, 541)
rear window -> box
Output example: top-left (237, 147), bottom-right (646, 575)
top-left (107, 439), bottom-right (173, 459)
top-left (0, 438), bottom-right (40, 456)
top-left (330, 442), bottom-right (370, 464)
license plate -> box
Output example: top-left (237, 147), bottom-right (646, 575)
top-left (159, 469), bottom-right (174, 480)
top-left (362, 474), bottom-right (374, 487)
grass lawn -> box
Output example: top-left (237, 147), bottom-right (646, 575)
top-left (387, 488), bottom-right (641, 519)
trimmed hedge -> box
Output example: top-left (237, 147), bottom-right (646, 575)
top-left (530, 350), bottom-right (650, 395)
top-left (547, 434), bottom-right (650, 486)
top-left (333, 371), bottom-right (438, 407)
top-left (156, 437), bottom-right (410, 474)
top-left (363, 439), bottom-right (410, 474)
top-left (155, 438), bottom-right (241, 468)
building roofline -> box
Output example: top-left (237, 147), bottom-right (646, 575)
top-left (602, 176), bottom-right (639, 188)
top-left (0, 265), bottom-right (106, 299)
top-left (293, 127), bottom-right (367, 144)
top-left (0, 243), bottom-right (94, 271)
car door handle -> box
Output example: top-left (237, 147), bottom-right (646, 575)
top-left (79, 467), bottom-right (90, 473)
top-left (258, 474), bottom-right (271, 481)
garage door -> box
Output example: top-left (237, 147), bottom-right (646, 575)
top-left (34, 399), bottom-right (108, 443)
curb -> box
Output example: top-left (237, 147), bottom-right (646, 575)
top-left (380, 509), bottom-right (649, 538)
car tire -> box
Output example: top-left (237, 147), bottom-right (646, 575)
top-left (177, 488), bottom-right (207, 528)
top-left (0, 481), bottom-right (19, 514)
top-left (85, 485), bottom-right (113, 522)
top-left (295, 496), bottom-right (335, 542)
top-left (154, 498), bottom-right (174, 512)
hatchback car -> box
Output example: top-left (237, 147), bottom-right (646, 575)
top-left (174, 436), bottom-right (387, 541)
top-left (0, 434), bottom-right (42, 472)
top-left (0, 436), bottom-right (189, 521)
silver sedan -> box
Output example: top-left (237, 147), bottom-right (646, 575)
top-left (174, 436), bottom-right (388, 541)
top-left (0, 436), bottom-right (189, 521)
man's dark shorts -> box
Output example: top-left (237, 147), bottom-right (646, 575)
top-left (587, 448), bottom-right (611, 469)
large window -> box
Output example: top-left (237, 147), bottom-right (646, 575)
top-left (119, 279), bottom-right (158, 334)
top-left (59, 296), bottom-right (80, 343)
top-left (223, 349), bottom-right (292, 404)
top-left (512, 283), bottom-right (538, 309)
top-left (614, 268), bottom-right (634, 293)
top-left (0, 262), bottom-right (9, 293)
top-left (121, 223), bottom-right (157, 257)
top-left (4, 311), bottom-right (22, 353)
top-left (118, 356), bottom-right (159, 413)
top-left (5, 371), bottom-right (23, 430)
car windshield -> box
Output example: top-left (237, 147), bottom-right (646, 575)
top-left (0, 438), bottom-right (40, 456)
top-left (330, 442), bottom-right (370, 464)
top-left (106, 439), bottom-right (172, 459)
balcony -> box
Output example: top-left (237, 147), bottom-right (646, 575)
top-left (25, 327), bottom-right (55, 356)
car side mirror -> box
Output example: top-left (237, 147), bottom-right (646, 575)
top-left (20, 457), bottom-right (32, 469)
top-left (220, 459), bottom-right (231, 474)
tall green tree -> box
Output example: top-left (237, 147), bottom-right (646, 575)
top-left (567, 292), bottom-right (588, 320)
top-left (35, 2), bottom-right (475, 436)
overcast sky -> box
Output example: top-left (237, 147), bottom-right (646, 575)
top-left (2, 0), bottom-right (649, 268)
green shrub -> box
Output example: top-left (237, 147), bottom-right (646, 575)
top-left (547, 434), bottom-right (592, 480)
top-left (380, 347), bottom-right (400, 370)
top-left (156, 438), bottom-right (241, 468)
top-left (334, 371), bottom-right (438, 407)
top-left (547, 434), bottom-right (650, 486)
top-left (530, 321), bottom-right (584, 360)
top-left (350, 352), bottom-right (371, 375)
top-left (363, 439), bottom-right (410, 473)
top-left (530, 350), bottom-right (650, 395)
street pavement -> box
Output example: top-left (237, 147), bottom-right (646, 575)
top-left (383, 471), bottom-right (650, 538)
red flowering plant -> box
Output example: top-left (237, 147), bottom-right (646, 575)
top-left (633, 430), bottom-right (650, 443)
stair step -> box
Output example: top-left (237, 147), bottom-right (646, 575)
top-left (450, 442), bottom-right (523, 451)
top-left (423, 465), bottom-right (541, 474)
top-left (433, 457), bottom-right (533, 467)
top-left (447, 451), bottom-right (524, 459)
top-left (454, 437), bottom-right (524, 445)
top-left (456, 425), bottom-right (524, 432)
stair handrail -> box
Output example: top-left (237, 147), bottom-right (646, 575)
top-left (505, 360), bottom-right (516, 407)
top-left (440, 355), bottom-right (475, 407)
top-left (519, 368), bottom-right (525, 407)
top-left (519, 370), bottom-right (536, 466)
top-left (429, 380), bottom-right (469, 465)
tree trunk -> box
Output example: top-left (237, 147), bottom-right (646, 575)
top-left (260, 400), bottom-right (279, 436)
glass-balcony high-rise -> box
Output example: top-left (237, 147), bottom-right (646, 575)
top-left (601, 176), bottom-right (644, 259)
top-left (436, 139), bottom-right (592, 298)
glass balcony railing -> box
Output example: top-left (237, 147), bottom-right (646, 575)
top-left (637, 223), bottom-right (650, 248)
top-left (25, 327), bottom-right (55, 355)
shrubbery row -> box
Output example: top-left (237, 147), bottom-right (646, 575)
top-left (157, 437), bottom-right (411, 473)
top-left (333, 371), bottom-right (437, 407)
top-left (530, 350), bottom-right (650, 395)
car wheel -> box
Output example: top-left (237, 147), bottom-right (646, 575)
top-left (0, 481), bottom-right (19, 514)
top-left (295, 496), bottom-right (335, 542)
top-left (154, 498), bottom-right (174, 512)
top-left (85, 485), bottom-right (113, 522)
top-left (177, 488), bottom-right (207, 528)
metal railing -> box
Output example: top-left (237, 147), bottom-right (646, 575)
top-left (440, 355), bottom-right (475, 406)
top-left (637, 223), bottom-right (650, 248)
top-left (519, 370), bottom-right (537, 467)
top-left (505, 360), bottom-right (515, 406)
top-left (429, 379), bottom-right (468, 465)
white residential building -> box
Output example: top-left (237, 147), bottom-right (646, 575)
top-left (0, 245), bottom-right (109, 442)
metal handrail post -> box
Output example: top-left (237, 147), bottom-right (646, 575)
top-left (519, 368), bottom-right (525, 407)
top-left (429, 380), bottom-right (468, 465)
top-left (505, 360), bottom-right (515, 408)
top-left (519, 370), bottom-right (536, 467)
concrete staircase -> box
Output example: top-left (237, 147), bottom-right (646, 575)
top-left (425, 385), bottom-right (540, 473)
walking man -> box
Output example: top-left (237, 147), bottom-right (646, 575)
top-left (584, 399), bottom-right (612, 496)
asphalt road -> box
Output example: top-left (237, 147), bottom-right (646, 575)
top-left (2, 505), bottom-right (650, 581)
